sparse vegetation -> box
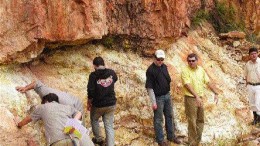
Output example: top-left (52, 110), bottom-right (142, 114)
top-left (191, 1), bottom-right (245, 33)
top-left (97, 35), bottom-right (142, 52)
top-left (246, 33), bottom-right (260, 44)
top-left (209, 1), bottom-right (245, 33)
top-left (191, 10), bottom-right (210, 27)
top-left (203, 137), bottom-right (238, 146)
top-left (101, 36), bottom-right (115, 48)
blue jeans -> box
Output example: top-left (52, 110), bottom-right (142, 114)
top-left (90, 105), bottom-right (115, 146)
top-left (153, 93), bottom-right (176, 143)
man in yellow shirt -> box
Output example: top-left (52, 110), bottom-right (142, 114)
top-left (181, 53), bottom-right (218, 146)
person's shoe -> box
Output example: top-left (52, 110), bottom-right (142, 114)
top-left (168, 137), bottom-right (181, 144)
top-left (251, 120), bottom-right (258, 125)
top-left (158, 141), bottom-right (168, 146)
top-left (257, 114), bottom-right (260, 123)
top-left (251, 111), bottom-right (258, 125)
top-left (92, 138), bottom-right (104, 146)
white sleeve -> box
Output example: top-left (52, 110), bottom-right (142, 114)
top-left (147, 88), bottom-right (156, 105)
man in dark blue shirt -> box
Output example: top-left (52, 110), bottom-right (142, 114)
top-left (145, 49), bottom-right (180, 146)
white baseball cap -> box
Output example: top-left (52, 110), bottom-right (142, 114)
top-left (155, 49), bottom-right (165, 58)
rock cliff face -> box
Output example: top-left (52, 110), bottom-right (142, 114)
top-left (0, 23), bottom-right (259, 145)
top-left (0, 0), bottom-right (259, 64)
top-left (106, 0), bottom-right (211, 39)
top-left (0, 0), bottom-right (260, 145)
top-left (0, 0), bottom-right (107, 63)
top-left (224, 0), bottom-right (260, 35)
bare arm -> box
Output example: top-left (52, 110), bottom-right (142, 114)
top-left (184, 83), bottom-right (202, 107)
top-left (17, 115), bottom-right (33, 128)
top-left (73, 112), bottom-right (82, 120)
top-left (207, 82), bottom-right (218, 95)
top-left (16, 81), bottom-right (36, 93)
top-left (244, 65), bottom-right (248, 85)
top-left (207, 82), bottom-right (219, 104)
top-left (184, 84), bottom-right (200, 98)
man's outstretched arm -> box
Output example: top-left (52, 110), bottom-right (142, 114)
top-left (15, 115), bottom-right (33, 129)
top-left (207, 82), bottom-right (219, 104)
top-left (16, 81), bottom-right (36, 93)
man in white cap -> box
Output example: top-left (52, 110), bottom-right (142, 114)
top-left (145, 49), bottom-right (181, 146)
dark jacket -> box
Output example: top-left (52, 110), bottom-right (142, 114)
top-left (87, 68), bottom-right (118, 107)
top-left (145, 63), bottom-right (171, 96)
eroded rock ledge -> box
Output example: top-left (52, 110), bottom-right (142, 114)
top-left (1, 0), bottom-right (259, 64)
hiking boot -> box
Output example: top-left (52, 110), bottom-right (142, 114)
top-left (92, 138), bottom-right (104, 146)
top-left (168, 137), bottom-right (181, 144)
top-left (257, 114), bottom-right (260, 123)
top-left (158, 141), bottom-right (168, 146)
top-left (252, 111), bottom-right (258, 125)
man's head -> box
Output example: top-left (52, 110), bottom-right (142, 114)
top-left (93, 57), bottom-right (105, 69)
top-left (249, 47), bottom-right (258, 62)
top-left (187, 53), bottom-right (198, 69)
top-left (41, 93), bottom-right (59, 104)
top-left (154, 49), bottom-right (165, 66)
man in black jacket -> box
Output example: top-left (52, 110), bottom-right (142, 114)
top-left (87, 57), bottom-right (118, 146)
top-left (145, 49), bottom-right (180, 146)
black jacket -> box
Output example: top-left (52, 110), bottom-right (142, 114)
top-left (87, 68), bottom-right (118, 107)
top-left (145, 63), bottom-right (171, 96)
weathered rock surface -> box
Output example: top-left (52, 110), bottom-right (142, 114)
top-left (106, 0), bottom-right (212, 40)
top-left (0, 24), bottom-right (259, 145)
top-left (225, 0), bottom-right (260, 35)
top-left (219, 31), bottom-right (246, 39)
top-left (0, 0), bottom-right (107, 63)
top-left (0, 0), bottom-right (259, 64)
top-left (1, 0), bottom-right (206, 63)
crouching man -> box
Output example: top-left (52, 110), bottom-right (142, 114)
top-left (16, 93), bottom-right (94, 146)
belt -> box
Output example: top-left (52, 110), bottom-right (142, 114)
top-left (248, 82), bottom-right (260, 86)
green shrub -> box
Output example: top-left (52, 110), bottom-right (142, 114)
top-left (191, 1), bottom-right (245, 32)
top-left (191, 10), bottom-right (210, 27)
top-left (246, 33), bottom-right (260, 44)
top-left (101, 36), bottom-right (115, 48)
top-left (209, 1), bottom-right (245, 33)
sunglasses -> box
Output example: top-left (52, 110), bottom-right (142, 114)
top-left (188, 59), bottom-right (196, 62)
top-left (156, 58), bottom-right (164, 61)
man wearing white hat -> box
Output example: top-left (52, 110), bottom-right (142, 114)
top-left (145, 49), bottom-right (180, 146)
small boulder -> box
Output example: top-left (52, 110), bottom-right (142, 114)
top-left (233, 41), bottom-right (241, 47)
top-left (219, 31), bottom-right (246, 39)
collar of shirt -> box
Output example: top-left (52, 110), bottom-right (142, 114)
top-left (249, 57), bottom-right (260, 64)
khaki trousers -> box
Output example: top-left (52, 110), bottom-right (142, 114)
top-left (184, 96), bottom-right (204, 146)
top-left (51, 138), bottom-right (79, 146)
